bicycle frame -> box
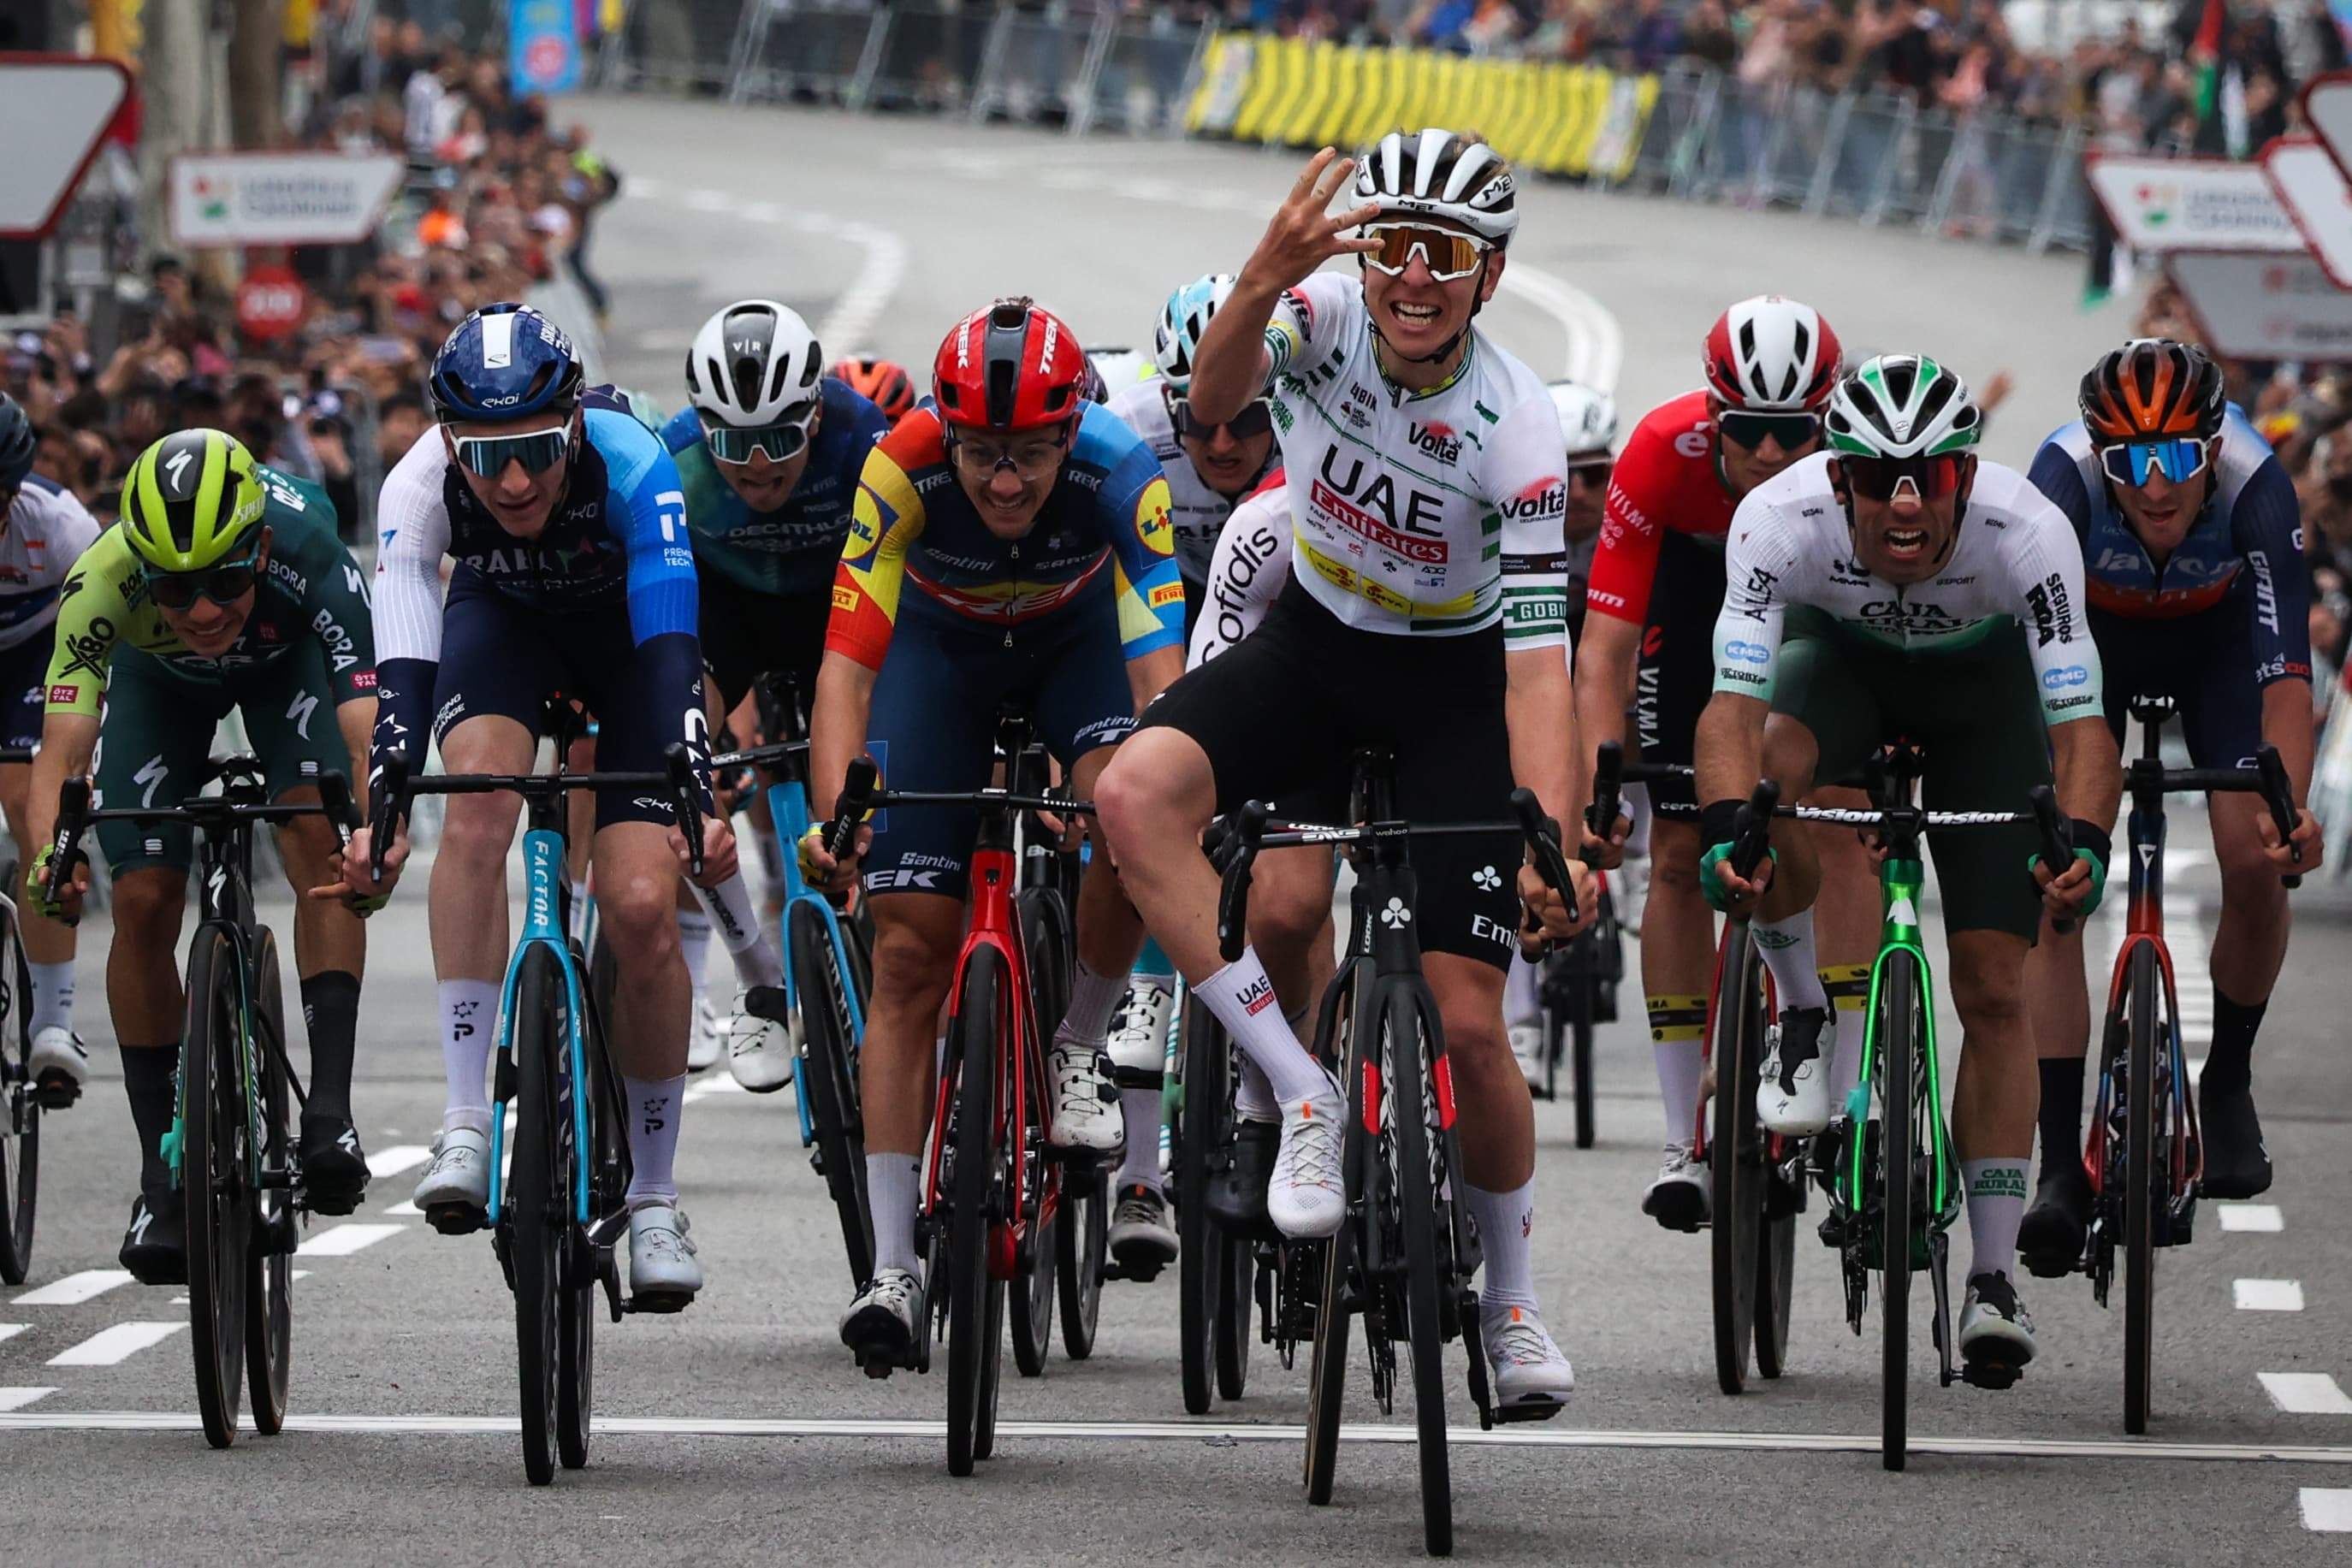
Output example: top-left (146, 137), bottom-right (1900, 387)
top-left (489, 821), bottom-right (595, 1228)
top-left (764, 756), bottom-right (868, 1150)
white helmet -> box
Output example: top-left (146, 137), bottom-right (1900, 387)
top-left (1547, 381), bottom-right (1617, 462)
top-left (1354, 128), bottom-right (1519, 248)
top-left (1084, 346), bottom-right (1154, 404)
top-left (1703, 295), bottom-right (1842, 412)
top-left (684, 300), bottom-right (825, 428)
top-left (1153, 275), bottom-right (1236, 393)
top-left (1824, 354), bottom-right (1982, 460)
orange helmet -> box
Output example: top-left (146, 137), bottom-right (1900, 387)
top-left (831, 355), bottom-right (917, 425)
top-left (2079, 339), bottom-right (2225, 443)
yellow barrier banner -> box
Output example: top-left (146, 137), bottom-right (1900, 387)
top-left (1188, 33), bottom-right (1658, 181)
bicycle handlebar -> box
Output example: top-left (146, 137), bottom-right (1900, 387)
top-left (1730, 779), bottom-right (1778, 879)
top-left (825, 758), bottom-right (878, 860)
top-left (1508, 786), bottom-right (1582, 950)
top-left (370, 743), bottom-right (708, 880)
top-left (47, 767), bottom-right (359, 925)
top-left (1585, 741), bottom-right (1624, 866)
top-left (2029, 785), bottom-right (2078, 937)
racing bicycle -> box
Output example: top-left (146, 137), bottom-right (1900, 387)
top-left (1, 748), bottom-right (44, 1284)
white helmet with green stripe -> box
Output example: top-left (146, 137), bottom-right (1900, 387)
top-left (1823, 354), bottom-right (1982, 459)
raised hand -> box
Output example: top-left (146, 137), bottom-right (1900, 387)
top-left (1240, 146), bottom-right (1384, 295)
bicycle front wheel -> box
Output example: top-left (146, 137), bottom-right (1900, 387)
top-left (0, 896), bottom-right (39, 1285)
top-left (2124, 943), bottom-right (2161, 1435)
top-left (789, 901), bottom-right (873, 1292)
top-left (1709, 925), bottom-right (1769, 1396)
top-left (1178, 997), bottom-right (1230, 1412)
top-left (244, 930), bottom-right (293, 1435)
top-left (1877, 950), bottom-right (1922, 1473)
top-left (1569, 958), bottom-right (1597, 1151)
top-left (1386, 1000), bottom-right (1454, 1557)
top-left (183, 926), bottom-right (251, 1449)
top-left (1055, 1167), bottom-right (1105, 1361)
top-left (945, 945), bottom-right (1004, 1477)
top-left (508, 946), bottom-right (566, 1486)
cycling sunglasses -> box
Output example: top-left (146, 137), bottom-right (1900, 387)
top-left (145, 550), bottom-right (260, 611)
top-left (2098, 436), bottom-right (2210, 488)
top-left (702, 405), bottom-right (818, 466)
top-left (1717, 409), bottom-right (1822, 453)
top-left (1840, 453), bottom-right (1967, 501)
top-left (1567, 455), bottom-right (1613, 487)
top-left (1170, 396), bottom-right (1275, 443)
top-left (451, 420), bottom-right (572, 479)
top-left (1360, 222), bottom-right (1493, 282)
top-left (947, 424), bottom-right (1070, 478)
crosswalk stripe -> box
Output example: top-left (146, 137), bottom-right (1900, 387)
top-left (47, 1322), bottom-right (185, 1367)
top-left (295, 1223), bottom-right (406, 1257)
top-left (2235, 1280), bottom-right (2304, 1311)
top-left (383, 1200), bottom-right (421, 1216)
top-left (2260, 1373), bottom-right (2352, 1415)
top-left (365, 1144), bottom-right (434, 1178)
top-left (2219, 1204), bottom-right (2284, 1233)
top-left (12, 1271), bottom-right (135, 1306)
top-left (0, 1387), bottom-right (54, 1410)
top-left (2303, 1488), bottom-right (2352, 1531)
top-left (0, 1323), bottom-right (25, 1344)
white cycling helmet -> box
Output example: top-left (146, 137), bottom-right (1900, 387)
top-left (684, 300), bottom-right (824, 428)
top-left (1703, 295), bottom-right (1842, 412)
top-left (1084, 346), bottom-right (1154, 404)
top-left (1547, 381), bottom-right (1617, 462)
top-left (1823, 354), bottom-right (1982, 460)
top-left (1354, 128), bottom-right (1519, 248)
top-left (1153, 275), bottom-right (1236, 394)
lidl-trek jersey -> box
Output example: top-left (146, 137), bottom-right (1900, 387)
top-left (1261, 271), bottom-right (1568, 649)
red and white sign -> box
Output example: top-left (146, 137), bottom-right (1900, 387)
top-left (235, 265), bottom-right (310, 342)
top-left (2260, 137), bottom-right (2352, 288)
top-left (169, 151), bottom-right (403, 247)
top-left (2167, 251), bottom-right (2352, 363)
top-left (0, 54), bottom-right (133, 239)
top-left (2301, 70), bottom-right (2352, 182)
top-left (2084, 152), bottom-right (2302, 252)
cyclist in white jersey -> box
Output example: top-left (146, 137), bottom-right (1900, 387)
top-left (1096, 131), bottom-right (1597, 1414)
top-left (1696, 355), bottom-right (2119, 1378)
top-left (0, 393), bottom-right (101, 1098)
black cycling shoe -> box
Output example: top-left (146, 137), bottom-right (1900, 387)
top-left (299, 1113), bottom-right (370, 1216)
top-left (2197, 1080), bottom-right (2272, 1199)
top-left (120, 1191), bottom-right (188, 1287)
top-left (2018, 1159), bottom-right (2093, 1278)
top-left (1206, 1117), bottom-right (1277, 1236)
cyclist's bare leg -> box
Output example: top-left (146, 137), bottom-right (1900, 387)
top-left (1069, 743), bottom-right (1145, 991)
top-left (1753, 715), bottom-right (1822, 918)
top-left (2205, 787), bottom-right (2291, 1036)
top-left (107, 867), bottom-right (189, 1047)
top-left (1642, 816), bottom-right (1714, 1139)
top-left (1807, 786), bottom-right (1881, 1100)
top-left (430, 715), bottom-right (533, 1133)
top-left (1250, 844), bottom-right (1338, 1019)
top-left (1432, 953), bottom-right (1526, 1191)
top-left (274, 790), bottom-right (368, 1121)
top-left (859, 891), bottom-right (964, 1274)
top-left (1948, 928), bottom-right (2035, 1281)
top-left (2023, 916), bottom-right (2090, 1179)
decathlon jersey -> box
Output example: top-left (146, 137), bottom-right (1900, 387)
top-left (1106, 380), bottom-right (1274, 588)
top-left (1712, 454), bottom-right (2104, 727)
top-left (1259, 271), bottom-right (1568, 649)
top-left (2028, 408), bottom-right (2310, 685)
top-left (0, 476), bottom-right (100, 651)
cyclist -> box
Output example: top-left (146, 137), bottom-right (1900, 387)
top-left (663, 300), bottom-right (892, 1091)
top-left (804, 297), bottom-right (1186, 1368)
top-left (1099, 274), bottom-right (1282, 1274)
top-left (1696, 354), bottom-right (2121, 1378)
top-left (1093, 131), bottom-right (1598, 1415)
top-left (24, 429), bottom-right (376, 1284)
top-left (2019, 339), bottom-right (2321, 1266)
top-left (0, 393), bottom-right (100, 1103)
top-left (1572, 295), bottom-right (1875, 1229)
top-left (1506, 380), bottom-right (1615, 1086)
top-left (329, 303), bottom-right (734, 1307)
top-left (830, 356), bottom-right (919, 427)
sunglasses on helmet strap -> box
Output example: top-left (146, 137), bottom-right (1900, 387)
top-left (1359, 223), bottom-right (1493, 283)
top-left (2097, 437), bottom-right (2210, 489)
top-left (144, 548), bottom-right (261, 610)
top-left (1170, 396), bottom-right (1274, 443)
top-left (450, 419), bottom-right (574, 479)
top-left (1717, 409), bottom-right (1822, 453)
top-left (702, 403), bottom-right (819, 466)
top-left (1839, 453), bottom-right (1967, 501)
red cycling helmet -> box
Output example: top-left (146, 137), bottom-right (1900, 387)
top-left (1703, 295), bottom-right (1842, 411)
top-left (932, 297), bottom-right (1087, 435)
top-left (832, 355), bottom-right (918, 424)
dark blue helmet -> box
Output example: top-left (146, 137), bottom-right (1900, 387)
top-left (428, 302), bottom-right (584, 423)
top-left (0, 393), bottom-right (33, 489)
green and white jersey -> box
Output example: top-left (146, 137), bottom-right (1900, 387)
top-left (1262, 271), bottom-right (1570, 651)
top-left (1712, 453), bottom-right (2104, 728)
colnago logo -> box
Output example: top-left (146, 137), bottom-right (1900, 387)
top-left (1409, 422), bottom-right (1463, 464)
top-left (1498, 479), bottom-right (1567, 524)
top-left (1237, 973), bottom-right (1278, 1015)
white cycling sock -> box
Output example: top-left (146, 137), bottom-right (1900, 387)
top-left (439, 979), bottom-right (498, 1135)
top-left (1059, 958), bottom-right (1128, 1050)
top-left (622, 1073), bottom-right (685, 1207)
top-left (1468, 1180), bottom-right (1538, 1312)
top-left (1117, 1090), bottom-right (1163, 1192)
top-left (696, 873), bottom-right (784, 988)
top-left (29, 960), bottom-right (74, 1037)
top-left (1751, 909), bottom-right (1828, 1012)
top-left (867, 1151), bottom-right (923, 1277)
top-left (1964, 1157), bottom-right (2030, 1281)
top-left (678, 910), bottom-right (713, 1015)
top-left (1502, 949), bottom-right (1540, 1030)
top-left (1655, 1036), bottom-right (1704, 1146)
top-left (1200, 948), bottom-right (1332, 1109)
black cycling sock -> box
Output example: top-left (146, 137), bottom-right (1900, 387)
top-left (2035, 1054), bottom-right (2084, 1175)
top-left (2201, 990), bottom-right (2266, 1097)
top-left (121, 1045), bottom-right (179, 1200)
top-left (300, 970), bottom-right (363, 1121)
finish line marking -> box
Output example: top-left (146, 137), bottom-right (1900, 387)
top-left (0, 1411), bottom-right (2347, 1464)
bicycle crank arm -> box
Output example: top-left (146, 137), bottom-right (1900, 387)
top-left (1928, 1228), bottom-right (1958, 1388)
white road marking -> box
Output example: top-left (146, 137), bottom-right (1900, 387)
top-left (47, 1322), bottom-right (185, 1367)
top-left (2303, 1488), bottom-right (2352, 1531)
top-left (3, 1410), bottom-right (2352, 1464)
top-left (169, 1272), bottom-right (307, 1307)
top-left (0, 1322), bottom-right (23, 1343)
top-left (0, 1387), bottom-right (55, 1410)
top-left (2235, 1279), bottom-right (2305, 1311)
top-left (383, 1200), bottom-right (422, 1217)
top-left (1497, 259), bottom-right (1623, 392)
top-left (365, 1144), bottom-right (433, 1178)
top-left (2219, 1204), bottom-right (2284, 1233)
top-left (2260, 1373), bottom-right (2352, 1415)
top-left (12, 1270), bottom-right (134, 1307)
top-left (684, 1074), bottom-right (746, 1103)
top-left (296, 1223), bottom-right (406, 1257)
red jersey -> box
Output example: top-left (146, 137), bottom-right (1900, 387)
top-left (1585, 389), bottom-right (1738, 625)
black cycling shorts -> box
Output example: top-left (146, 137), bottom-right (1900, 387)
top-left (1633, 530), bottom-right (1726, 811)
top-left (1140, 578), bottom-right (1523, 973)
top-left (696, 566), bottom-right (832, 719)
top-left (2089, 590), bottom-right (2272, 770)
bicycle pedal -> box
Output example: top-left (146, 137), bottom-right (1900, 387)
top-left (1959, 1360), bottom-right (2023, 1392)
top-left (742, 984), bottom-right (790, 1024)
top-left (1490, 1398), bottom-right (1567, 1425)
top-left (2018, 1251), bottom-right (2081, 1281)
top-left (303, 1188), bottom-right (363, 1219)
top-left (426, 1202), bottom-right (488, 1237)
top-left (622, 1289), bottom-right (694, 1315)
top-left (31, 1076), bottom-right (80, 1110)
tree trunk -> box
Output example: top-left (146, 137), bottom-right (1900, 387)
top-left (138, 0), bottom-right (212, 257)
top-left (228, 0), bottom-right (284, 148)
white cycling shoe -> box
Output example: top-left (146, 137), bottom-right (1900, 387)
top-left (628, 1203), bottom-right (702, 1301)
top-left (1046, 1034), bottom-right (1123, 1156)
top-left (727, 990), bottom-right (797, 1093)
top-left (413, 1127), bottom-right (491, 1231)
top-left (1508, 1022), bottom-right (1543, 1090)
top-left (687, 999), bottom-right (726, 1074)
top-left (1640, 1142), bottom-right (1709, 1232)
top-left (1268, 1080), bottom-right (1347, 1240)
top-left (27, 1027), bottom-right (87, 1099)
top-left (1757, 1006), bottom-right (1834, 1136)
top-left (841, 1266), bottom-right (925, 1374)
top-left (1483, 1301), bottom-right (1575, 1411)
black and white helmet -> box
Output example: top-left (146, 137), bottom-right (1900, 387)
top-left (1547, 381), bottom-right (1618, 462)
top-left (1354, 129), bottom-right (1518, 248)
top-left (684, 299), bottom-right (824, 429)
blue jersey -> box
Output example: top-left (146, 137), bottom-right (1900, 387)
top-left (659, 377), bottom-right (888, 597)
top-left (2028, 409), bottom-right (2311, 687)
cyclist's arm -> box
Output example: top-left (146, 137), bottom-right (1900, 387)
top-left (2236, 455), bottom-right (2317, 802)
top-left (26, 548), bottom-right (118, 871)
top-left (369, 435), bottom-right (455, 792)
top-left (1572, 426), bottom-right (1667, 773)
top-left (809, 649), bottom-right (877, 841)
top-left (814, 435), bottom-right (928, 821)
top-left (1194, 272), bottom-right (1342, 429)
top-left (2008, 497), bottom-right (2121, 834)
top-left (1099, 440), bottom-right (1187, 707)
top-left (601, 415), bottom-right (710, 804)
top-left (22, 710), bottom-right (98, 880)
top-left (1693, 502), bottom-right (1795, 808)
top-left (1494, 398), bottom-right (1575, 826)
top-left (2048, 715), bottom-right (2122, 840)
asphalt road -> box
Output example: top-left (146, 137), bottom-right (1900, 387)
top-left (6, 98), bottom-right (2351, 1563)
